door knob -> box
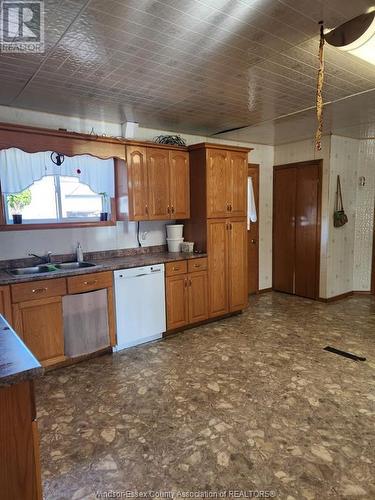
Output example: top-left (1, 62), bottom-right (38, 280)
top-left (251, 239), bottom-right (257, 244)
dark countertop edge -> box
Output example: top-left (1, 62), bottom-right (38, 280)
top-left (0, 252), bottom-right (208, 285)
top-left (0, 316), bottom-right (43, 387)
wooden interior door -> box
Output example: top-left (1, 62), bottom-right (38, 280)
top-left (188, 271), bottom-right (208, 324)
top-left (166, 275), bottom-right (189, 330)
top-left (169, 150), bottom-right (190, 219)
top-left (295, 163), bottom-right (321, 299)
top-left (13, 297), bottom-right (65, 365)
top-left (228, 218), bottom-right (248, 311)
top-left (228, 151), bottom-right (248, 216)
top-left (273, 166), bottom-right (297, 294)
top-left (147, 148), bottom-right (170, 220)
top-left (207, 219), bottom-right (229, 317)
top-left (206, 149), bottom-right (230, 218)
top-left (247, 164), bottom-right (259, 294)
top-left (126, 146), bottom-right (148, 220)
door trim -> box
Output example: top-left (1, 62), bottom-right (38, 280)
top-left (273, 160), bottom-right (322, 300)
top-left (248, 163), bottom-right (259, 294)
top-left (372, 199), bottom-right (375, 294)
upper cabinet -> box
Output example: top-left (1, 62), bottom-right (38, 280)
top-left (127, 146), bottom-right (148, 221)
top-left (169, 150), bottom-right (190, 219)
top-left (126, 146), bottom-right (190, 221)
top-left (206, 148), bottom-right (248, 218)
top-left (147, 148), bottom-right (170, 220)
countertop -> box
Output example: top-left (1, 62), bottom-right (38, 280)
top-left (0, 315), bottom-right (43, 387)
top-left (0, 251), bottom-right (207, 285)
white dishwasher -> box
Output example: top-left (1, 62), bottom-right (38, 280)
top-left (113, 264), bottom-right (166, 350)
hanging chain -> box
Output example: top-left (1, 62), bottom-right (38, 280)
top-left (315, 22), bottom-right (325, 151)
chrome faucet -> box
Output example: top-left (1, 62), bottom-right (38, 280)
top-left (28, 251), bottom-right (53, 264)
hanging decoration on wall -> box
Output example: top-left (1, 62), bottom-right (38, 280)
top-left (315, 22), bottom-right (325, 151)
top-left (333, 175), bottom-right (348, 228)
top-left (50, 151), bottom-right (65, 166)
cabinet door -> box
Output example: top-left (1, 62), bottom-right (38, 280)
top-left (169, 150), bottom-right (190, 219)
top-left (207, 219), bottom-right (229, 317)
top-left (188, 271), bottom-right (208, 324)
top-left (127, 146), bottom-right (148, 220)
top-left (228, 219), bottom-right (248, 312)
top-left (228, 152), bottom-right (248, 217)
top-left (166, 275), bottom-right (189, 330)
top-left (13, 296), bottom-right (65, 367)
top-left (206, 149), bottom-right (230, 218)
top-left (0, 285), bottom-right (12, 324)
top-left (147, 148), bottom-right (170, 220)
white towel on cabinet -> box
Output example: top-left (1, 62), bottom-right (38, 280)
top-left (247, 177), bottom-right (257, 229)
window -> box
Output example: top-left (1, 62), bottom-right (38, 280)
top-left (5, 175), bottom-right (105, 224)
top-left (0, 148), bottom-right (115, 227)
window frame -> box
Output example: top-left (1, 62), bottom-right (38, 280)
top-left (3, 174), bottom-right (108, 225)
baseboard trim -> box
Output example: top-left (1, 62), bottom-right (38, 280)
top-left (318, 292), bottom-right (353, 303)
top-left (258, 287), bottom-right (272, 294)
top-left (353, 290), bottom-right (373, 295)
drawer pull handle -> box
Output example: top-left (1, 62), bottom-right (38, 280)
top-left (32, 287), bottom-right (47, 294)
top-left (173, 267), bottom-right (180, 271)
top-left (193, 264), bottom-right (200, 267)
top-left (83, 280), bottom-right (97, 285)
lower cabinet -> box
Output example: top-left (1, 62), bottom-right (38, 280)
top-left (207, 218), bottom-right (248, 317)
top-left (0, 380), bottom-right (43, 500)
top-left (166, 259), bottom-right (208, 331)
top-left (0, 284), bottom-right (12, 324)
top-left (12, 296), bottom-right (65, 367)
top-left (10, 272), bottom-right (115, 368)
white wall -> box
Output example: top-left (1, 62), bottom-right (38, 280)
top-left (0, 107), bottom-right (274, 291)
top-left (353, 140), bottom-right (375, 291)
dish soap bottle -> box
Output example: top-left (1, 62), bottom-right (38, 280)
top-left (76, 242), bottom-right (84, 262)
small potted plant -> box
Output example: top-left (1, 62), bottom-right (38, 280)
top-left (7, 189), bottom-right (32, 224)
top-left (99, 192), bottom-right (109, 221)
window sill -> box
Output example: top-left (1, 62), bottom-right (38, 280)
top-left (0, 220), bottom-right (116, 231)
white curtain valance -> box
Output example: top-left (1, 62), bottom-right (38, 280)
top-left (0, 148), bottom-right (115, 197)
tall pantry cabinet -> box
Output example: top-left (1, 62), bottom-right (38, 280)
top-left (185, 143), bottom-right (251, 318)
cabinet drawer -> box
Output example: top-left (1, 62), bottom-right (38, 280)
top-left (67, 271), bottom-right (113, 294)
top-left (188, 257), bottom-right (208, 273)
top-left (165, 261), bottom-right (187, 277)
top-left (11, 278), bottom-right (67, 303)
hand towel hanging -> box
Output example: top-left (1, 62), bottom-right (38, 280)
top-left (247, 177), bottom-right (257, 230)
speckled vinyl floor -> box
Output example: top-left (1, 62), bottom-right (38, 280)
top-left (35, 292), bottom-right (375, 500)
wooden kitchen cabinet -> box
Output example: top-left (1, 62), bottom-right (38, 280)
top-left (147, 148), bottom-right (170, 220)
top-left (206, 148), bottom-right (229, 218)
top-left (228, 218), bottom-right (248, 311)
top-left (0, 284), bottom-right (12, 323)
top-left (185, 143), bottom-right (250, 320)
top-left (0, 380), bottom-right (43, 500)
top-left (205, 148), bottom-right (248, 218)
top-left (125, 145), bottom-right (190, 221)
top-left (207, 218), bottom-right (248, 318)
top-left (166, 258), bottom-right (208, 330)
top-left (166, 274), bottom-right (189, 330)
top-left (169, 150), bottom-right (190, 219)
top-left (228, 151), bottom-right (248, 217)
top-left (12, 296), bottom-right (65, 367)
top-left (127, 146), bottom-right (148, 221)
top-left (207, 219), bottom-right (229, 317)
top-left (188, 271), bottom-right (208, 323)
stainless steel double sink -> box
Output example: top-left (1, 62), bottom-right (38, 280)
top-left (8, 261), bottom-right (97, 276)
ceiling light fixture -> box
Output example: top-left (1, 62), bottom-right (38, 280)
top-left (324, 10), bottom-right (375, 66)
